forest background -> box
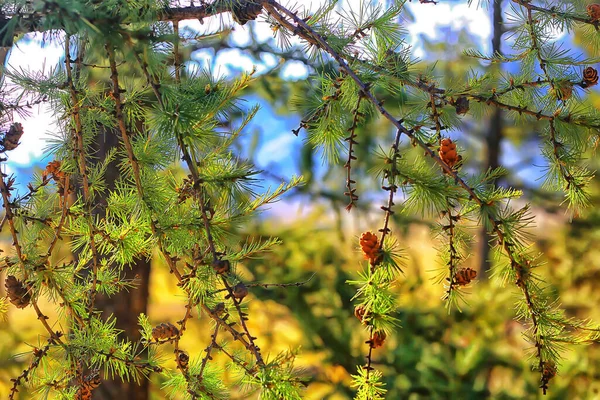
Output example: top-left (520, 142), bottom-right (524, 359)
top-left (1, 0), bottom-right (600, 399)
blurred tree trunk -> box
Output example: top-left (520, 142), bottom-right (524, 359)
top-left (480, 0), bottom-right (504, 278)
top-left (92, 127), bottom-right (151, 400)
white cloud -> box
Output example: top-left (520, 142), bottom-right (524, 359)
top-left (404, 2), bottom-right (491, 58)
top-left (3, 33), bottom-right (64, 171)
top-left (256, 133), bottom-right (296, 164)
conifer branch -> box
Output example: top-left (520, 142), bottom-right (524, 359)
top-left (0, 170), bottom-right (24, 263)
top-left (106, 42), bottom-right (257, 368)
top-left (210, 273), bottom-right (315, 294)
top-left (32, 302), bottom-right (64, 344)
top-left (65, 36), bottom-right (100, 319)
top-left (364, 326), bottom-right (376, 379)
top-left (123, 36), bottom-right (267, 369)
top-left (198, 324), bottom-right (220, 382)
top-left (264, 5), bottom-right (567, 394)
top-left (9, 338), bottom-right (54, 400)
top-left (220, 277), bottom-right (264, 365)
top-left (0, 159), bottom-right (65, 343)
top-left (292, 79), bottom-right (342, 136)
top-left (173, 26), bottom-right (264, 366)
top-left (511, 0), bottom-right (600, 27)
top-left (344, 94), bottom-right (363, 211)
top-left (376, 128), bottom-right (402, 270)
top-left (173, 21), bottom-right (182, 83)
top-left (547, 119), bottom-right (576, 191)
top-left (441, 206), bottom-right (461, 302)
top-left (429, 91), bottom-right (443, 142)
top-left (212, 342), bottom-right (257, 376)
top-left (44, 175), bottom-right (69, 258)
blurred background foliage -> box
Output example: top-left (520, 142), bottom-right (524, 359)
top-left (2, 1), bottom-right (600, 399)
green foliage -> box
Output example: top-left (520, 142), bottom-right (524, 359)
top-left (2, 0), bottom-right (600, 399)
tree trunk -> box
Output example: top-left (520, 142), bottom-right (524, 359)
top-left (480, 0), bottom-right (504, 278)
top-left (92, 127), bottom-right (151, 400)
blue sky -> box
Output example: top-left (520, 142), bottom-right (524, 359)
top-left (2, 1), bottom-right (494, 174)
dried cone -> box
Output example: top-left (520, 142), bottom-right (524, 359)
top-left (151, 322), bottom-right (180, 341)
top-left (232, 282), bottom-right (249, 300)
top-left (454, 268), bottom-right (477, 286)
top-left (587, 4), bottom-right (600, 22)
top-left (213, 302), bottom-right (226, 317)
top-left (43, 160), bottom-right (65, 182)
top-left (212, 259), bottom-right (230, 275)
top-left (439, 138), bottom-right (460, 168)
top-left (231, 1), bottom-right (263, 25)
top-left (75, 387), bottom-right (92, 400)
top-left (82, 370), bottom-right (101, 390)
top-left (177, 351), bottom-right (189, 369)
top-left (583, 67), bottom-right (599, 87)
top-left (541, 360), bottom-right (557, 382)
top-left (5, 275), bottom-right (31, 308)
top-left (454, 96), bottom-right (470, 115)
top-left (359, 232), bottom-right (381, 265)
top-left (75, 370), bottom-right (100, 400)
top-left (354, 305), bottom-right (367, 324)
top-left (2, 122), bottom-right (24, 151)
top-left (371, 331), bottom-right (386, 348)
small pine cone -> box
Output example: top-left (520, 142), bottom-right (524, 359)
top-left (583, 67), bottom-right (599, 87)
top-left (177, 351), bottom-right (189, 369)
top-left (5, 275), bottom-right (31, 308)
top-left (439, 138), bottom-right (460, 168)
top-left (43, 160), bottom-right (65, 182)
top-left (371, 331), bottom-right (386, 348)
top-left (232, 282), bottom-right (248, 300)
top-left (454, 96), bottom-right (470, 115)
top-left (2, 123), bottom-right (24, 151)
top-left (82, 370), bottom-right (101, 390)
top-left (359, 232), bottom-right (380, 264)
top-left (152, 322), bottom-right (180, 341)
top-left (213, 302), bottom-right (226, 317)
top-left (541, 360), bottom-right (557, 382)
top-left (454, 268), bottom-right (477, 286)
top-left (231, 1), bottom-right (263, 25)
top-left (587, 4), bottom-right (600, 22)
top-left (212, 259), bottom-right (230, 275)
top-left (75, 387), bottom-right (92, 400)
top-left (354, 305), bottom-right (367, 324)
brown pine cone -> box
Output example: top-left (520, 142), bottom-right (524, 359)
top-left (43, 160), bottom-right (65, 182)
top-left (177, 351), bottom-right (189, 369)
top-left (232, 282), bottom-right (249, 300)
top-left (587, 4), bottom-right (600, 22)
top-left (354, 305), bottom-right (367, 324)
top-left (75, 387), bottom-right (92, 400)
top-left (82, 370), bottom-right (101, 390)
top-left (541, 360), bottom-right (557, 382)
top-left (5, 275), bottom-right (31, 308)
top-left (359, 232), bottom-right (380, 264)
top-left (2, 123), bottom-right (24, 151)
top-left (439, 138), bottom-right (460, 168)
top-left (212, 259), bottom-right (230, 275)
top-left (583, 67), bottom-right (599, 87)
top-left (231, 1), bottom-right (263, 25)
top-left (151, 322), bottom-right (180, 341)
top-left (454, 268), bottom-right (477, 286)
top-left (454, 96), bottom-right (470, 115)
top-left (371, 331), bottom-right (386, 348)
top-left (212, 302), bottom-right (226, 317)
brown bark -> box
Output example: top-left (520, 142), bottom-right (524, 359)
top-left (480, 0), bottom-right (504, 278)
top-left (92, 127), bottom-right (151, 400)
